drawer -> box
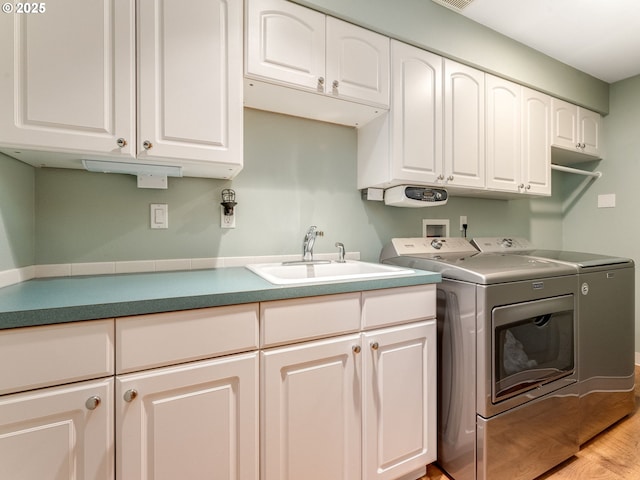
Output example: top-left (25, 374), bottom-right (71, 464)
top-left (362, 285), bottom-right (436, 329)
top-left (0, 319), bottom-right (114, 395)
top-left (116, 304), bottom-right (259, 374)
top-left (261, 293), bottom-right (361, 347)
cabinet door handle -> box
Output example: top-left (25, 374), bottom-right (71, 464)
top-left (116, 138), bottom-right (127, 148)
top-left (370, 341), bottom-right (379, 350)
top-left (526, 184), bottom-right (531, 190)
top-left (518, 183), bottom-right (525, 189)
top-left (142, 140), bottom-right (153, 150)
top-left (352, 345), bottom-right (361, 354)
top-left (332, 80), bottom-right (339, 91)
top-left (317, 77), bottom-right (325, 92)
top-left (85, 395), bottom-right (101, 410)
top-left (123, 389), bottom-right (138, 402)
top-left (437, 174), bottom-right (444, 181)
top-left (447, 175), bottom-right (454, 181)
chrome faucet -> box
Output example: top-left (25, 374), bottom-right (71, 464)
top-left (302, 226), bottom-right (323, 261)
top-left (335, 242), bottom-right (345, 263)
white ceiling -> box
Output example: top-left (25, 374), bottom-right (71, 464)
top-left (455, 0), bottom-right (640, 84)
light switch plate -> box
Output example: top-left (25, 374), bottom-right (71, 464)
top-left (150, 204), bottom-right (168, 229)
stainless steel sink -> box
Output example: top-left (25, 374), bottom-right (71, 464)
top-left (246, 260), bottom-right (414, 285)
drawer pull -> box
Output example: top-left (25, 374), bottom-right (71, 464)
top-left (352, 345), bottom-right (361, 354)
top-left (124, 389), bottom-right (138, 402)
top-left (371, 341), bottom-right (379, 350)
top-left (85, 396), bottom-right (101, 410)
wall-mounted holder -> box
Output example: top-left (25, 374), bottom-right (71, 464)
top-left (220, 188), bottom-right (237, 229)
top-left (82, 159), bottom-right (182, 189)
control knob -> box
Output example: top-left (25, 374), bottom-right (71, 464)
top-left (501, 238), bottom-right (514, 248)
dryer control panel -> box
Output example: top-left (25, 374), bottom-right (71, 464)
top-left (471, 236), bottom-right (534, 252)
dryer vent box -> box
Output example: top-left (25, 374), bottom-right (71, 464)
top-left (423, 219), bottom-right (450, 237)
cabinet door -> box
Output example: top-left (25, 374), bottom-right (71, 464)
top-left (362, 321), bottom-right (436, 480)
top-left (444, 60), bottom-right (485, 188)
top-left (390, 41), bottom-right (443, 184)
top-left (326, 17), bottom-right (389, 107)
top-left (261, 335), bottom-right (361, 480)
top-left (0, 0), bottom-right (134, 156)
top-left (551, 98), bottom-right (578, 150)
top-left (522, 87), bottom-right (551, 195)
top-left (117, 353), bottom-right (258, 480)
top-left (0, 378), bottom-right (114, 480)
top-left (245, 0), bottom-right (325, 91)
top-left (485, 75), bottom-right (521, 193)
top-left (137, 0), bottom-right (243, 174)
top-left (578, 107), bottom-right (602, 157)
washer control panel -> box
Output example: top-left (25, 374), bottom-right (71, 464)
top-left (389, 237), bottom-right (477, 255)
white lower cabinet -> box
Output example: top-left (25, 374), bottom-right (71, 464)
top-left (363, 321), bottom-right (436, 480)
top-left (0, 378), bottom-right (114, 480)
top-left (261, 286), bottom-right (437, 480)
top-left (116, 353), bottom-right (259, 480)
top-left (261, 334), bottom-right (362, 480)
top-left (3, 287), bottom-right (436, 480)
top-left (115, 305), bottom-right (260, 480)
top-left (0, 319), bottom-right (115, 480)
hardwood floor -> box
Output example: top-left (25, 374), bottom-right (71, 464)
top-left (422, 366), bottom-right (640, 480)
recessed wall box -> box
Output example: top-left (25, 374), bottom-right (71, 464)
top-left (384, 185), bottom-right (448, 207)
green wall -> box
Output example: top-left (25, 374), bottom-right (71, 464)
top-left (32, 108), bottom-right (562, 265)
top-left (561, 74), bottom-right (640, 351)
top-left (293, 0), bottom-right (609, 113)
top-left (0, 154), bottom-right (35, 270)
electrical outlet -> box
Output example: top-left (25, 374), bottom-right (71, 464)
top-left (221, 205), bottom-right (236, 228)
top-left (460, 215), bottom-right (467, 231)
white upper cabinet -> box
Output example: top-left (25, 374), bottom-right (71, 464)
top-left (486, 75), bottom-right (551, 196)
top-left (325, 17), bottom-right (390, 106)
top-left (522, 87), bottom-right (552, 195)
top-left (390, 42), bottom-right (443, 185)
top-left (551, 98), bottom-right (603, 161)
top-left (0, 0), bottom-right (243, 180)
top-left (357, 40), bottom-right (442, 189)
top-left (486, 75), bottom-right (521, 193)
top-left (137, 0), bottom-right (244, 178)
top-left (358, 48), bottom-right (487, 192)
top-left (0, 0), bottom-right (135, 157)
top-left (443, 59), bottom-right (486, 189)
top-left (245, 0), bottom-right (326, 90)
top-left (245, 0), bottom-right (389, 126)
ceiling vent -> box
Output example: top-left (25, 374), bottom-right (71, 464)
top-left (431, 0), bottom-right (474, 12)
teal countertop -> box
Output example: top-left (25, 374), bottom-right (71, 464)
top-left (0, 266), bottom-right (441, 330)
